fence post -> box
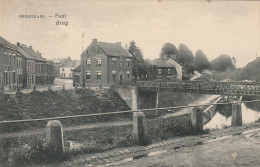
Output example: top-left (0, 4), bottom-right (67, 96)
top-left (191, 107), bottom-right (203, 133)
top-left (46, 120), bottom-right (64, 162)
top-left (231, 102), bottom-right (242, 126)
top-left (62, 84), bottom-right (65, 91)
top-left (133, 112), bottom-right (148, 145)
top-left (33, 85), bottom-right (36, 92)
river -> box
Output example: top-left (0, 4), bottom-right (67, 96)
top-left (204, 98), bottom-right (260, 129)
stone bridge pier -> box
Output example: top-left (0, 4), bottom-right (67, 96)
top-left (115, 86), bottom-right (158, 111)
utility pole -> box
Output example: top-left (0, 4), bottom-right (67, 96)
top-left (81, 33), bottom-right (85, 88)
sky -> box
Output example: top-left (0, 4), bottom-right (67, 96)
top-left (0, 0), bottom-right (259, 67)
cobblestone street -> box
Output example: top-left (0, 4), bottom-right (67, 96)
top-left (44, 122), bottom-right (260, 167)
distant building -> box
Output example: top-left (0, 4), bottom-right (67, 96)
top-left (54, 62), bottom-right (61, 77)
top-left (80, 38), bottom-right (133, 87)
top-left (160, 55), bottom-right (182, 80)
top-left (59, 57), bottom-right (79, 79)
top-left (72, 65), bottom-right (81, 87)
top-left (150, 55), bottom-right (182, 83)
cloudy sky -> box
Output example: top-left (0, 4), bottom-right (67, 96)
top-left (0, 0), bottom-right (259, 67)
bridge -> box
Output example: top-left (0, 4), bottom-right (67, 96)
top-left (136, 81), bottom-right (260, 96)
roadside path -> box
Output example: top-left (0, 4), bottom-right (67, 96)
top-left (43, 122), bottom-right (260, 167)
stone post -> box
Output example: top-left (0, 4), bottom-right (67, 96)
top-left (231, 102), bottom-right (242, 126)
top-left (62, 84), bottom-right (65, 91)
top-left (133, 112), bottom-right (148, 145)
top-left (33, 85), bottom-right (36, 92)
top-left (48, 85), bottom-right (52, 91)
top-left (191, 107), bottom-right (203, 133)
top-left (46, 120), bottom-right (64, 162)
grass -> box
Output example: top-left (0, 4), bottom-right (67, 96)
top-left (0, 113), bottom-right (210, 166)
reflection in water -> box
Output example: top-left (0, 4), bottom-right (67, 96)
top-left (204, 112), bottom-right (231, 129)
top-left (205, 100), bottom-right (260, 129)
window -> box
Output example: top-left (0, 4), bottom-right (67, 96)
top-left (17, 59), bottom-right (18, 68)
top-left (13, 56), bottom-right (15, 65)
top-left (167, 76), bottom-right (172, 81)
top-left (97, 59), bottom-right (101, 66)
top-left (127, 61), bottom-right (130, 67)
top-left (97, 72), bottom-right (101, 81)
top-left (86, 72), bottom-right (90, 80)
top-left (86, 59), bottom-right (91, 66)
top-left (158, 76), bottom-right (162, 80)
top-left (62, 68), bottom-right (64, 71)
top-left (112, 60), bottom-right (116, 67)
top-left (13, 72), bottom-right (16, 84)
top-left (9, 55), bottom-right (12, 65)
top-left (112, 74), bottom-right (116, 82)
top-left (120, 61), bottom-right (123, 67)
top-left (158, 69), bottom-right (162, 75)
top-left (126, 71), bottom-right (130, 79)
top-left (168, 69), bottom-right (171, 75)
top-left (4, 72), bottom-right (8, 86)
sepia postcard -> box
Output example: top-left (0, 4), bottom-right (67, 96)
top-left (0, 0), bottom-right (260, 166)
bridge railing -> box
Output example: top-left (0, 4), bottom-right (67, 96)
top-left (136, 81), bottom-right (260, 96)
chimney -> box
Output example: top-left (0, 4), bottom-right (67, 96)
top-left (92, 38), bottom-right (97, 43)
top-left (17, 42), bottom-right (20, 46)
top-left (116, 42), bottom-right (121, 46)
top-left (29, 46), bottom-right (32, 49)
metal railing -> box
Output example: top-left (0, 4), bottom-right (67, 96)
top-left (136, 81), bottom-right (260, 96)
top-left (1, 99), bottom-right (260, 125)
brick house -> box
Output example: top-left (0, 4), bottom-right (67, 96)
top-left (15, 42), bottom-right (36, 87)
top-left (80, 38), bottom-right (133, 87)
top-left (20, 44), bottom-right (48, 85)
top-left (150, 55), bottom-right (182, 83)
top-left (0, 36), bottom-right (18, 90)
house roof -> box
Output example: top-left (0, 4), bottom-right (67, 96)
top-left (97, 42), bottom-right (132, 58)
top-left (15, 45), bottom-right (35, 60)
top-left (72, 65), bottom-right (81, 71)
top-left (151, 59), bottom-right (175, 68)
top-left (20, 44), bottom-right (46, 61)
top-left (0, 36), bottom-right (16, 50)
top-left (61, 59), bottom-right (75, 67)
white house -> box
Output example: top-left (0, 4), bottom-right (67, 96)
top-left (160, 55), bottom-right (182, 80)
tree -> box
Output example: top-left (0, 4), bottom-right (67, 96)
top-left (178, 43), bottom-right (195, 74)
top-left (194, 50), bottom-right (210, 72)
top-left (210, 54), bottom-right (235, 72)
top-left (128, 41), bottom-right (148, 80)
top-left (159, 43), bottom-right (179, 57)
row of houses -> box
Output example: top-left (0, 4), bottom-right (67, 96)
top-left (0, 36), bottom-right (55, 90)
top-left (72, 38), bottom-right (182, 87)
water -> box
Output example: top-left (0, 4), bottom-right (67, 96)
top-left (204, 102), bottom-right (260, 129)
